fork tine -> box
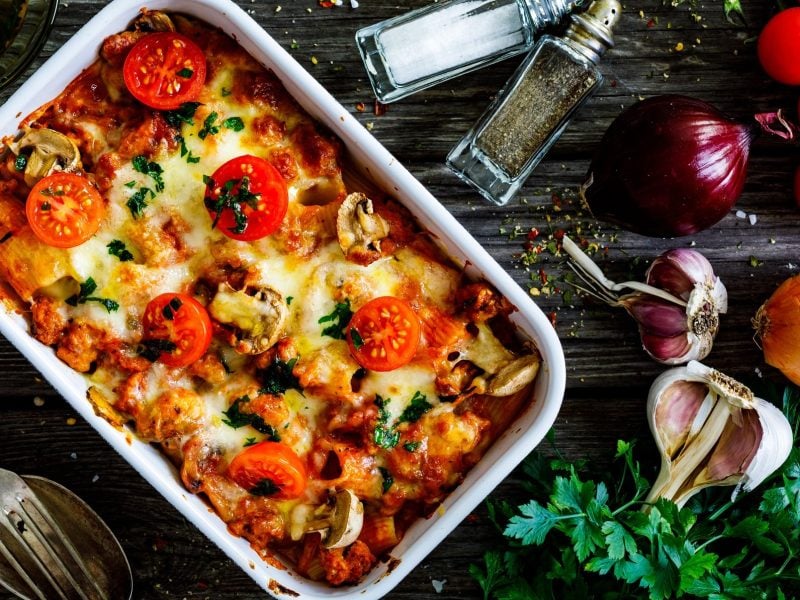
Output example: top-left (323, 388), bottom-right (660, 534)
top-left (0, 524), bottom-right (49, 600)
top-left (2, 504), bottom-right (77, 600)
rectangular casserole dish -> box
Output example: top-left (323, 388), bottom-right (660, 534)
top-left (0, 0), bottom-right (566, 597)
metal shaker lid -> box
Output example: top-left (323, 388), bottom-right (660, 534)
top-left (565, 0), bottom-right (622, 64)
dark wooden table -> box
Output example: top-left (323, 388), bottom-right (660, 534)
top-left (1, 0), bottom-right (797, 598)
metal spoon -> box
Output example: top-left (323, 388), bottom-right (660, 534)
top-left (0, 468), bottom-right (133, 600)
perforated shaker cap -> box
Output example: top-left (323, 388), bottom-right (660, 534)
top-left (565, 0), bottom-right (622, 64)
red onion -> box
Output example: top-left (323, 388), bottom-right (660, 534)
top-left (581, 95), bottom-right (795, 237)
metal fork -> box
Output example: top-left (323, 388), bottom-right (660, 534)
top-left (0, 469), bottom-right (124, 600)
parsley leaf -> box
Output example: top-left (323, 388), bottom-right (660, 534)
top-left (203, 175), bottom-right (261, 234)
top-left (176, 135), bottom-right (200, 164)
top-left (126, 187), bottom-right (152, 218)
top-left (221, 395), bottom-right (281, 441)
top-left (258, 357), bottom-right (301, 395)
top-left (65, 277), bottom-right (119, 313)
top-left (163, 101), bottom-right (201, 129)
top-left (223, 116), bottom-right (245, 132)
top-left (107, 240), bottom-right (133, 262)
top-left (350, 327), bottom-right (364, 349)
top-left (243, 437), bottom-right (257, 447)
top-left (318, 300), bottom-right (353, 339)
top-left (373, 395), bottom-right (400, 449)
top-left (398, 391), bottom-right (432, 423)
top-left (132, 155), bottom-right (164, 192)
top-left (137, 338), bottom-right (177, 362)
top-left (249, 478), bottom-right (280, 496)
top-left (379, 467), bottom-right (393, 494)
top-left (221, 87), bottom-right (232, 97)
top-left (14, 155), bottom-right (27, 172)
top-left (198, 112), bottom-right (220, 139)
top-left (176, 67), bottom-right (193, 78)
top-left (403, 441), bottom-right (421, 452)
top-left (161, 296), bottom-right (182, 321)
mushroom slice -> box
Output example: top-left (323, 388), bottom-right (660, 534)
top-left (208, 283), bottom-right (288, 355)
top-left (298, 489), bottom-right (364, 549)
top-left (476, 354), bottom-right (541, 397)
top-left (133, 8), bottom-right (176, 32)
top-left (7, 128), bottom-right (81, 188)
top-left (336, 192), bottom-right (390, 266)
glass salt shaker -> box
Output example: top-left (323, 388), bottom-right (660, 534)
top-left (355, 0), bottom-right (578, 104)
top-left (447, 0), bottom-right (621, 206)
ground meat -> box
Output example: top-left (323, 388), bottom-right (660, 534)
top-left (116, 112), bottom-right (177, 159)
top-left (100, 30), bottom-right (147, 66)
top-left (289, 123), bottom-right (340, 179)
top-left (252, 115), bottom-right (286, 144)
top-left (228, 496), bottom-right (285, 555)
top-left (320, 541), bottom-right (375, 586)
top-left (187, 354), bottom-right (227, 384)
top-left (135, 388), bottom-right (205, 442)
top-left (56, 322), bottom-right (107, 372)
top-left (455, 282), bottom-right (513, 322)
top-left (115, 371), bottom-right (147, 417)
top-left (30, 296), bottom-right (67, 346)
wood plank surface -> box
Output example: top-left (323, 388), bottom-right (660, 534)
top-left (0, 0), bottom-right (796, 598)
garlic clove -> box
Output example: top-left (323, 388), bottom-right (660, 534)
top-left (652, 378), bottom-right (708, 458)
top-left (646, 248), bottom-right (716, 300)
top-left (623, 296), bottom-right (687, 337)
top-left (735, 398), bottom-right (793, 498)
top-left (641, 332), bottom-right (693, 364)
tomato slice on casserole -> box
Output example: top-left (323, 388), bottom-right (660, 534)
top-left (123, 32), bottom-right (207, 110)
top-left (141, 293), bottom-right (212, 367)
top-left (203, 155), bottom-right (289, 241)
top-left (26, 172), bottom-right (104, 248)
top-left (347, 296), bottom-right (421, 372)
top-left (229, 441), bottom-right (307, 499)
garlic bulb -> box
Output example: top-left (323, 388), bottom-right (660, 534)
top-left (646, 361), bottom-right (792, 508)
top-left (562, 236), bottom-right (727, 364)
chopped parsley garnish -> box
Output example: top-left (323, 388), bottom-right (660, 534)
top-left (373, 395), bottom-right (400, 449)
top-left (126, 187), bottom-right (153, 218)
top-left (379, 467), bottom-right (394, 494)
top-left (161, 296), bottom-right (183, 321)
top-left (132, 155), bottom-right (165, 192)
top-left (221, 87), bottom-right (232, 97)
top-left (0, 232), bottom-right (12, 244)
top-left (223, 116), bottom-right (245, 132)
top-left (749, 255), bottom-right (764, 268)
top-left (249, 478), bottom-right (280, 497)
top-left (258, 357), bottom-right (301, 396)
top-left (176, 67), bottom-right (193, 78)
top-left (107, 240), bottom-right (133, 262)
top-left (286, 296), bottom-right (294, 306)
top-left (398, 391), bottom-right (433, 424)
top-left (176, 135), bottom-right (200, 164)
top-left (221, 395), bottom-right (281, 441)
top-left (203, 175), bottom-right (261, 234)
top-left (243, 437), bottom-right (257, 447)
top-left (318, 299), bottom-right (353, 340)
top-left (163, 101), bottom-right (201, 129)
top-left (198, 112), bottom-right (220, 139)
top-left (14, 155), bottom-right (27, 172)
top-left (137, 338), bottom-right (177, 362)
top-left (65, 277), bottom-right (119, 313)
top-left (403, 441), bottom-right (421, 452)
top-left (218, 351), bottom-right (233, 374)
top-left (350, 328), bottom-right (364, 349)
top-left (40, 201), bottom-right (51, 211)
top-left (124, 180), bottom-right (137, 188)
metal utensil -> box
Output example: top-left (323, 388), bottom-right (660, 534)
top-left (0, 468), bottom-right (133, 600)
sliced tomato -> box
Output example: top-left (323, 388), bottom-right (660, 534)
top-left (228, 441), bottom-right (307, 499)
top-left (347, 296), bottom-right (420, 372)
top-left (203, 155), bottom-right (288, 241)
top-left (123, 32), bottom-right (206, 110)
top-left (26, 173), bottom-right (104, 248)
top-left (141, 293), bottom-right (212, 368)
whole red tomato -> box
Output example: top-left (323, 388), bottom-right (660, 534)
top-left (758, 8), bottom-right (800, 85)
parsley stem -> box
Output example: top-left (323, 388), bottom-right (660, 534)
top-left (695, 533), bottom-right (724, 552)
top-left (707, 499), bottom-right (734, 521)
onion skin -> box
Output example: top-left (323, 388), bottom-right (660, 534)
top-left (582, 95), bottom-right (756, 238)
top-left (754, 275), bottom-right (800, 386)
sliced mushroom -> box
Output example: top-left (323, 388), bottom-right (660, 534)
top-left (208, 283), bottom-right (288, 355)
top-left (133, 9), bottom-right (175, 32)
top-left (336, 192), bottom-right (390, 266)
top-left (291, 489), bottom-right (364, 549)
top-left (7, 128), bottom-right (81, 187)
top-left (476, 354), bottom-right (541, 397)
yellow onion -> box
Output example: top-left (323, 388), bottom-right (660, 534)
top-left (754, 275), bottom-right (800, 385)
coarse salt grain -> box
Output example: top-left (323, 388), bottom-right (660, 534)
top-left (735, 210), bottom-right (746, 219)
top-left (748, 213), bottom-right (757, 225)
top-left (432, 579), bottom-right (447, 593)
top-left (351, 0), bottom-right (359, 7)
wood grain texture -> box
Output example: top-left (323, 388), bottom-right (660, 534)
top-left (0, 0), bottom-right (796, 597)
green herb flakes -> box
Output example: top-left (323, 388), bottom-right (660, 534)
top-left (318, 300), bottom-right (353, 340)
top-left (163, 101), bottom-right (201, 129)
top-left (379, 467), bottom-right (394, 494)
top-left (13, 155), bottom-right (27, 172)
top-left (373, 395), bottom-right (400, 449)
top-left (350, 328), bottom-right (364, 349)
top-left (176, 67), bottom-right (193, 78)
top-left (198, 112), bottom-right (220, 139)
top-left (258, 357), bottom-right (301, 396)
top-left (107, 240), bottom-right (134, 262)
top-left (65, 277), bottom-right (119, 313)
top-left (132, 155), bottom-right (165, 192)
top-left (223, 116), bottom-right (245, 132)
top-left (398, 391), bottom-right (432, 424)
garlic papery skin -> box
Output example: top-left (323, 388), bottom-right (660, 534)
top-left (562, 236), bottom-right (727, 364)
top-left (645, 360), bottom-right (792, 508)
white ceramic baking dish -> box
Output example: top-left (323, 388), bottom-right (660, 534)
top-left (0, 0), bottom-right (566, 597)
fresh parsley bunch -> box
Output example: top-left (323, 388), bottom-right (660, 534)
top-left (471, 385), bottom-right (800, 599)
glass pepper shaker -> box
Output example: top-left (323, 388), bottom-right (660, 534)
top-left (447, 0), bottom-right (621, 206)
top-left (355, 0), bottom-right (579, 104)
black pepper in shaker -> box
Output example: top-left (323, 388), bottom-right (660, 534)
top-left (447, 0), bottom-right (622, 206)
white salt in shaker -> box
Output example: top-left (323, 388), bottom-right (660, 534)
top-left (355, 0), bottom-right (578, 103)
